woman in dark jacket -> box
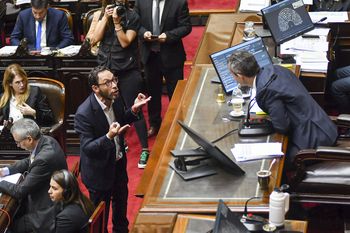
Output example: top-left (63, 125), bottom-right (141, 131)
top-left (48, 169), bottom-right (95, 233)
top-left (0, 63), bottom-right (53, 127)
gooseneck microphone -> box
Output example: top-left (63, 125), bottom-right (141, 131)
top-left (238, 74), bottom-right (277, 137)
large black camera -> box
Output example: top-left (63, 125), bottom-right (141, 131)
top-left (109, 2), bottom-right (126, 17)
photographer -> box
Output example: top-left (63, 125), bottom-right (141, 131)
top-left (86, 0), bottom-right (150, 170)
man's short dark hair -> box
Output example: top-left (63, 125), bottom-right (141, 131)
top-left (88, 66), bottom-right (112, 87)
top-left (228, 51), bottom-right (260, 78)
top-left (31, 0), bottom-right (49, 9)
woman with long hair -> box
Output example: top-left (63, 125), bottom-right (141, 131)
top-left (0, 63), bottom-right (53, 126)
top-left (86, 0), bottom-right (151, 170)
top-left (48, 169), bottom-right (95, 233)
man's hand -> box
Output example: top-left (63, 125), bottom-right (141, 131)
top-left (17, 103), bottom-right (36, 117)
top-left (107, 122), bottom-right (130, 139)
top-left (0, 168), bottom-right (6, 177)
top-left (144, 31), bottom-right (159, 41)
top-left (158, 32), bottom-right (167, 43)
top-left (132, 93), bottom-right (151, 113)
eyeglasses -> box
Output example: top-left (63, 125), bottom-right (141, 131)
top-left (97, 77), bottom-right (118, 88)
top-left (13, 80), bottom-right (26, 86)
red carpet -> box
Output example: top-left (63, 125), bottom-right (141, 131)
top-left (188, 0), bottom-right (239, 11)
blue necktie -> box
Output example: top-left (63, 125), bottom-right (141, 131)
top-left (36, 21), bottom-right (42, 51)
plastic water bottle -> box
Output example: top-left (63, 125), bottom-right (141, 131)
top-left (269, 188), bottom-right (290, 227)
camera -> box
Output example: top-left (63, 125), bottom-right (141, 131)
top-left (109, 2), bottom-right (126, 17)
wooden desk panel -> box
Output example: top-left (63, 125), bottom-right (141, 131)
top-left (173, 214), bottom-right (308, 233)
top-left (138, 65), bottom-right (286, 214)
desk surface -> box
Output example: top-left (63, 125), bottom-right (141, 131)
top-left (138, 64), bottom-right (287, 214)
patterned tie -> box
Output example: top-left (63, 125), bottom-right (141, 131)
top-left (36, 21), bottom-right (42, 51)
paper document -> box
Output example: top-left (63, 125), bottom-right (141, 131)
top-left (0, 173), bottom-right (22, 184)
top-left (309, 11), bottom-right (349, 24)
top-left (239, 0), bottom-right (270, 12)
top-left (231, 143), bottom-right (284, 162)
top-left (0, 46), bottom-right (18, 56)
top-left (58, 45), bottom-right (81, 56)
top-left (15, 0), bottom-right (30, 5)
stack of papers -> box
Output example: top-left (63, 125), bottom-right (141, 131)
top-left (239, 0), bottom-right (270, 12)
top-left (231, 142), bottom-right (284, 162)
top-left (0, 173), bottom-right (21, 184)
top-left (309, 11), bottom-right (349, 24)
top-left (58, 45), bottom-right (81, 56)
top-left (280, 28), bottom-right (330, 73)
top-left (0, 46), bottom-right (18, 57)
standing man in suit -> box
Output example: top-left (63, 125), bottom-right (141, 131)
top-left (228, 51), bottom-right (338, 165)
top-left (10, 0), bottom-right (74, 51)
top-left (0, 118), bottom-right (67, 233)
top-left (134, 0), bottom-right (192, 137)
top-left (74, 66), bottom-right (150, 233)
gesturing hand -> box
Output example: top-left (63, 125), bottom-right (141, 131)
top-left (17, 103), bottom-right (36, 117)
top-left (132, 93), bottom-right (151, 113)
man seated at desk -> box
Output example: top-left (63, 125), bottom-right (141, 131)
top-left (0, 118), bottom-right (67, 233)
top-left (10, 0), bottom-right (74, 51)
top-left (227, 51), bottom-right (338, 166)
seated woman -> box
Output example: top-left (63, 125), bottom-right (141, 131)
top-left (0, 63), bottom-right (54, 126)
top-left (48, 169), bottom-right (95, 233)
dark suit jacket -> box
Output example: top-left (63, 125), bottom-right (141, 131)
top-left (0, 86), bottom-right (54, 127)
top-left (52, 203), bottom-right (89, 233)
top-left (256, 65), bottom-right (338, 157)
top-left (134, 0), bottom-right (192, 68)
top-left (0, 135), bottom-right (67, 231)
top-left (10, 8), bottom-right (74, 50)
top-left (74, 94), bottom-right (139, 191)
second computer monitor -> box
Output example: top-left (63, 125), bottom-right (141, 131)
top-left (210, 37), bottom-right (272, 94)
top-left (261, 0), bottom-right (314, 45)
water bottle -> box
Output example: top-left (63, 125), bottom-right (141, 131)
top-left (269, 188), bottom-right (290, 227)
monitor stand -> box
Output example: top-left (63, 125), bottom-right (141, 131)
top-left (169, 160), bottom-right (217, 181)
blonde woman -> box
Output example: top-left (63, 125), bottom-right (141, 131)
top-left (0, 63), bottom-right (53, 126)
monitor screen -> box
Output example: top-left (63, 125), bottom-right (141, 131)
top-left (210, 37), bottom-right (272, 94)
top-left (261, 0), bottom-right (314, 45)
top-left (212, 200), bottom-right (250, 233)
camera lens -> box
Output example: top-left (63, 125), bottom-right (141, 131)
top-left (116, 6), bottom-right (126, 17)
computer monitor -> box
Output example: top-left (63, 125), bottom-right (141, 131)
top-left (211, 200), bottom-right (250, 233)
top-left (261, 0), bottom-right (314, 45)
top-left (210, 37), bottom-right (272, 94)
top-left (176, 121), bottom-right (245, 176)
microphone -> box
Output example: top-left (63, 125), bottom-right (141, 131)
top-left (238, 74), bottom-right (277, 137)
top-left (240, 196), bottom-right (267, 231)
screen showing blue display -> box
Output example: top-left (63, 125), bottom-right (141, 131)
top-left (210, 37), bottom-right (272, 94)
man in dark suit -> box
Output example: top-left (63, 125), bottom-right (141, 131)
top-left (10, 0), bottom-right (74, 50)
top-left (74, 66), bottom-right (150, 233)
top-left (228, 51), bottom-right (338, 165)
top-left (134, 0), bottom-right (192, 137)
top-left (0, 118), bottom-right (67, 233)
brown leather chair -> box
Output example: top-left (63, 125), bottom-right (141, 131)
top-left (53, 7), bottom-right (73, 31)
top-left (82, 8), bottom-right (101, 36)
top-left (28, 77), bottom-right (66, 152)
top-left (290, 115), bottom-right (350, 205)
top-left (89, 201), bottom-right (106, 233)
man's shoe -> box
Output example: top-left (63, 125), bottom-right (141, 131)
top-left (147, 126), bottom-right (159, 138)
top-left (138, 150), bottom-right (150, 169)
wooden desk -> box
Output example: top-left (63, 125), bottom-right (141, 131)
top-left (132, 213), bottom-right (308, 233)
top-left (0, 162), bottom-right (22, 233)
top-left (136, 64), bottom-right (287, 215)
top-left (173, 214), bottom-right (308, 233)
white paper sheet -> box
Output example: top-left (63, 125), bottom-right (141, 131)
top-left (231, 143), bottom-right (284, 162)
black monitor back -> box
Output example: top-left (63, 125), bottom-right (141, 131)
top-left (178, 121), bottom-right (245, 175)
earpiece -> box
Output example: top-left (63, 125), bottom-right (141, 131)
top-left (62, 170), bottom-right (71, 200)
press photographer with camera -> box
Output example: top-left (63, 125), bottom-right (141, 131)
top-left (85, 0), bottom-right (150, 232)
